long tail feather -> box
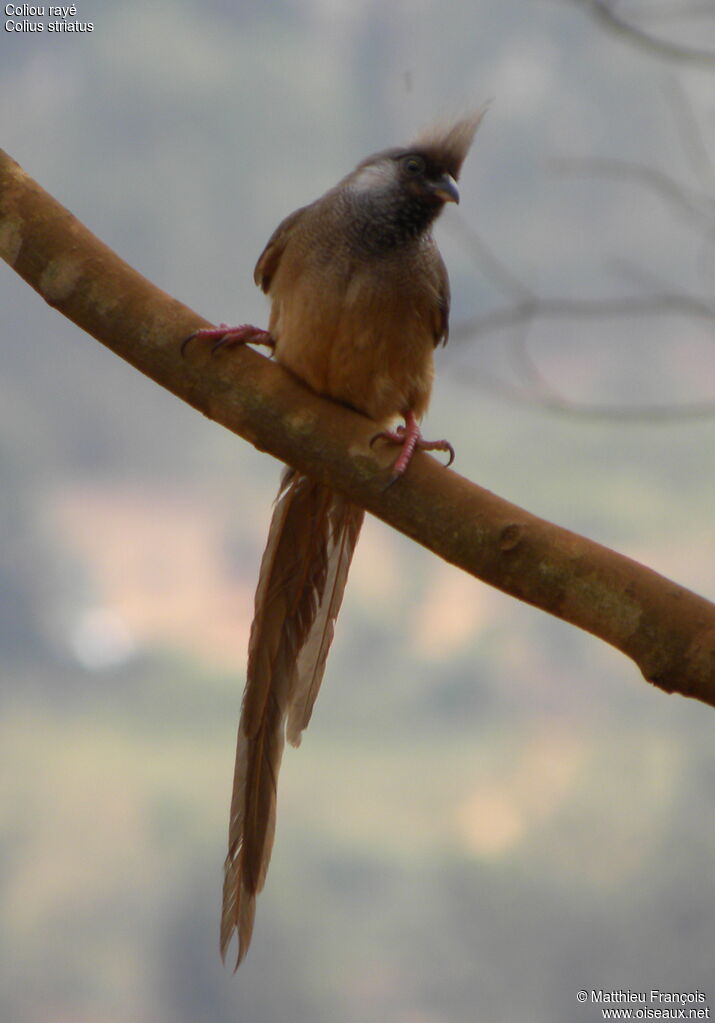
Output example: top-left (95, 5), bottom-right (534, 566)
top-left (221, 468), bottom-right (364, 966)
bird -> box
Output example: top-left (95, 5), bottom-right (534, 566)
top-left (184, 110), bottom-right (485, 966)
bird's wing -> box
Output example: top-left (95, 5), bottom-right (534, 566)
top-left (431, 247), bottom-right (451, 347)
top-left (253, 204), bottom-right (312, 293)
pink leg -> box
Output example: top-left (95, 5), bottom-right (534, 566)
top-left (371, 410), bottom-right (455, 484)
top-left (181, 323), bottom-right (274, 357)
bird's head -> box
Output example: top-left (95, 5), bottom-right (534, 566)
top-left (342, 109), bottom-right (487, 246)
top-left (393, 150), bottom-right (460, 206)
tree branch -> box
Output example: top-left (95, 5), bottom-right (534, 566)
top-left (2, 147), bottom-right (715, 709)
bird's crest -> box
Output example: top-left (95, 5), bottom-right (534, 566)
top-left (411, 106), bottom-right (490, 179)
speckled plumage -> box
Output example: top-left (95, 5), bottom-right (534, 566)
top-left (256, 110), bottom-right (486, 422)
top-left (220, 112), bottom-right (485, 967)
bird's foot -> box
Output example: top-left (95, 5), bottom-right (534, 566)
top-left (181, 323), bottom-right (275, 357)
top-left (370, 410), bottom-right (455, 487)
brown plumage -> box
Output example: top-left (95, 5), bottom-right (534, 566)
top-left (221, 469), bottom-right (363, 960)
top-left (187, 111), bottom-right (485, 966)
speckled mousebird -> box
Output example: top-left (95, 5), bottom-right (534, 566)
top-left (184, 110), bottom-right (486, 965)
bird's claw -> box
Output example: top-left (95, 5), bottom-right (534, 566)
top-left (370, 412), bottom-right (455, 486)
top-left (420, 437), bottom-right (455, 468)
top-left (369, 425), bottom-right (406, 449)
top-left (181, 323), bottom-right (274, 358)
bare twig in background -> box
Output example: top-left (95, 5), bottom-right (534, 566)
top-left (634, 2), bottom-right (715, 20)
top-left (448, 57), bottom-right (715, 423)
top-left (451, 293), bottom-right (715, 421)
top-left (568, 0), bottom-right (715, 65)
top-left (666, 78), bottom-right (715, 191)
top-left (551, 156), bottom-right (715, 231)
top-left (448, 218), bottom-right (715, 421)
top-left (456, 367), bottom-right (715, 423)
top-left (453, 291), bottom-right (715, 342)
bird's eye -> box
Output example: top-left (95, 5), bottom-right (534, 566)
top-left (402, 154), bottom-right (425, 176)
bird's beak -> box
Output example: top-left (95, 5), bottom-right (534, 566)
top-left (431, 173), bottom-right (459, 204)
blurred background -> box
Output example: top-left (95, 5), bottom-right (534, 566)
top-left (2, 2), bottom-right (715, 1020)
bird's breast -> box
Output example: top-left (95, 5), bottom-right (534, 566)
top-left (269, 257), bottom-right (436, 423)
